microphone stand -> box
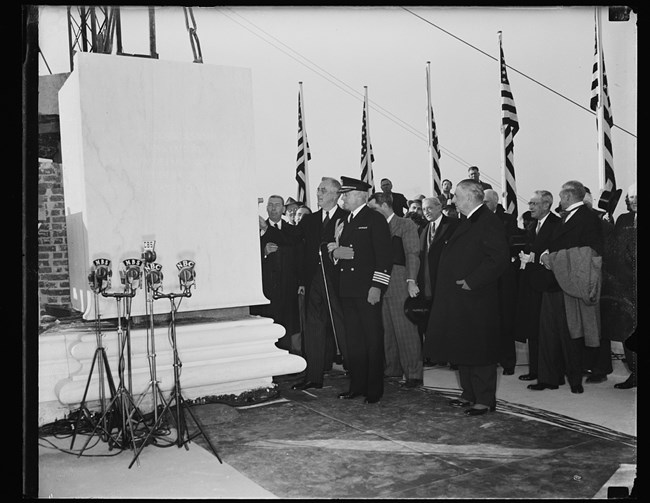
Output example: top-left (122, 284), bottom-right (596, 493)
top-left (130, 286), bottom-right (222, 468)
top-left (70, 286), bottom-right (117, 449)
top-left (133, 271), bottom-right (169, 433)
top-left (78, 284), bottom-right (150, 462)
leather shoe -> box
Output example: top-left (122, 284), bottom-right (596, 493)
top-left (338, 391), bottom-right (363, 399)
top-left (291, 381), bottom-right (323, 391)
top-left (570, 384), bottom-right (584, 394)
top-left (585, 374), bottom-right (607, 383)
top-left (403, 378), bottom-right (423, 388)
top-left (448, 398), bottom-right (472, 408)
top-left (614, 376), bottom-right (636, 389)
top-left (527, 383), bottom-right (558, 391)
top-left (502, 368), bottom-right (515, 376)
top-left (364, 397), bottom-right (381, 404)
top-left (518, 373), bottom-right (538, 381)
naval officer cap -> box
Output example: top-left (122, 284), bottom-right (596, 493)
top-left (338, 176), bottom-right (372, 194)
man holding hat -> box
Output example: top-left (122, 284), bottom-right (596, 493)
top-left (368, 192), bottom-right (423, 388)
top-left (329, 176), bottom-right (393, 404)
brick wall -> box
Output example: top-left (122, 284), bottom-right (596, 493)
top-left (38, 158), bottom-right (72, 313)
top-left (38, 75), bottom-right (74, 318)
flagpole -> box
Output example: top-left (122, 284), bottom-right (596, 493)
top-left (498, 31), bottom-right (507, 205)
top-left (595, 7), bottom-right (606, 193)
top-left (298, 81), bottom-right (311, 208)
top-left (363, 86), bottom-right (375, 194)
top-left (426, 62), bottom-right (435, 196)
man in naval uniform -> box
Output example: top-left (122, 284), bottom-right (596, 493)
top-left (329, 176), bottom-right (393, 404)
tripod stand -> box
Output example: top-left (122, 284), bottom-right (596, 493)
top-left (130, 289), bottom-right (222, 468)
top-left (78, 287), bottom-right (151, 460)
top-left (70, 291), bottom-right (117, 449)
top-left (132, 276), bottom-right (170, 431)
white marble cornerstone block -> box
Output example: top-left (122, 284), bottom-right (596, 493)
top-left (43, 53), bottom-right (306, 426)
top-left (58, 53), bottom-right (268, 319)
top-left (39, 316), bottom-right (306, 426)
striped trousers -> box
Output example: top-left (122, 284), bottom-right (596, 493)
top-left (383, 294), bottom-right (423, 380)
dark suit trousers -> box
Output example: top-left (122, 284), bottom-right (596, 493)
top-left (583, 339), bottom-right (613, 375)
top-left (623, 345), bottom-right (637, 379)
top-left (341, 297), bottom-right (384, 401)
top-left (304, 272), bottom-right (347, 383)
top-left (514, 284), bottom-right (544, 375)
top-left (538, 291), bottom-right (583, 387)
top-left (497, 267), bottom-right (517, 370)
top-left (458, 364), bottom-right (497, 407)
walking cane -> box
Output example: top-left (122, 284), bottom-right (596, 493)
top-left (318, 244), bottom-right (343, 363)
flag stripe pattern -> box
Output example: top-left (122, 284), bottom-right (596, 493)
top-left (360, 89), bottom-right (375, 193)
top-left (426, 64), bottom-right (442, 196)
top-left (500, 39), bottom-right (519, 218)
top-left (590, 29), bottom-right (616, 193)
top-left (296, 87), bottom-right (311, 204)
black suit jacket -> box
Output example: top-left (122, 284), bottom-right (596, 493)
top-left (525, 213), bottom-right (562, 292)
top-left (538, 205), bottom-right (603, 292)
top-left (295, 206), bottom-right (349, 295)
top-left (417, 215), bottom-right (461, 299)
top-left (337, 205), bottom-right (393, 298)
top-left (255, 220), bottom-right (301, 334)
top-left (513, 212), bottom-right (562, 342)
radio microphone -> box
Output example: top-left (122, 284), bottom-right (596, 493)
top-left (176, 260), bottom-right (196, 291)
top-left (120, 258), bottom-right (143, 290)
top-left (89, 258), bottom-right (112, 293)
top-left (142, 240), bottom-right (157, 264)
top-left (145, 262), bottom-right (164, 291)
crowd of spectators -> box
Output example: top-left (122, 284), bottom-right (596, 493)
top-left (253, 167), bottom-right (637, 410)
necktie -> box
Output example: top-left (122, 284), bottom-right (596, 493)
top-left (536, 221), bottom-right (542, 234)
top-left (323, 212), bottom-right (330, 227)
top-left (428, 222), bottom-right (436, 247)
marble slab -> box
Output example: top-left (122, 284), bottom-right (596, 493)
top-left (58, 52), bottom-right (267, 319)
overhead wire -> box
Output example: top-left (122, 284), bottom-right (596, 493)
top-left (219, 8), bottom-right (476, 175)
top-left (401, 6), bottom-right (636, 139)
top-left (219, 7), bottom-right (635, 197)
top-left (215, 8), bottom-right (538, 197)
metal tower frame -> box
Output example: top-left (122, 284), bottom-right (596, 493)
top-left (66, 6), bottom-right (158, 72)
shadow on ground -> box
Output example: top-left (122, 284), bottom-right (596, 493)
top-left (188, 369), bottom-right (636, 499)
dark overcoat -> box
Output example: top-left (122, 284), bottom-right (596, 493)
top-left (513, 212), bottom-right (562, 343)
top-left (253, 221), bottom-right (301, 340)
top-left (426, 204), bottom-right (510, 365)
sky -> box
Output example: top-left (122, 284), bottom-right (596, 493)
top-left (37, 5), bottom-right (637, 219)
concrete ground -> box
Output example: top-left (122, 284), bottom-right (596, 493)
top-left (36, 342), bottom-right (636, 499)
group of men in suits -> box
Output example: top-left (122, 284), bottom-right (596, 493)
top-left (254, 174), bottom-right (635, 410)
top-left (514, 180), bottom-right (637, 394)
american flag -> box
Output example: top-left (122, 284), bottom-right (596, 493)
top-left (360, 86), bottom-right (375, 193)
top-left (426, 62), bottom-right (442, 196)
top-left (296, 82), bottom-right (311, 207)
top-left (499, 32), bottom-right (519, 218)
top-left (590, 15), bottom-right (616, 194)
